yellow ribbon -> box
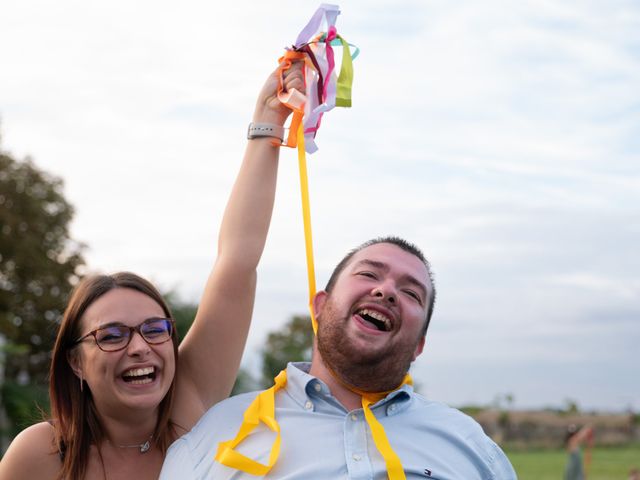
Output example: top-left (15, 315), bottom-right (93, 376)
top-left (215, 120), bottom-right (410, 478)
top-left (215, 370), bottom-right (288, 475)
top-left (361, 397), bottom-right (406, 479)
top-left (334, 34), bottom-right (354, 108)
top-left (295, 113), bottom-right (410, 480)
top-left (359, 377), bottom-right (412, 480)
top-left (295, 122), bottom-right (319, 334)
top-left (216, 41), bottom-right (408, 478)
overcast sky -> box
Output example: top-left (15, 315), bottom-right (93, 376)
top-left (1, 0), bottom-right (638, 411)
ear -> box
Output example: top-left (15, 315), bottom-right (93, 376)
top-left (312, 290), bottom-right (329, 320)
top-left (67, 349), bottom-right (83, 379)
top-left (412, 337), bottom-right (425, 361)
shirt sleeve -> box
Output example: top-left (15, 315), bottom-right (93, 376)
top-left (160, 437), bottom-right (197, 480)
top-left (488, 440), bottom-right (518, 479)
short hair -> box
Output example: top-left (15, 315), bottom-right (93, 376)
top-left (324, 236), bottom-right (436, 337)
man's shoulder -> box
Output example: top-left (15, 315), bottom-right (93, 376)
top-left (404, 394), bottom-right (516, 477)
top-left (408, 393), bottom-right (489, 434)
top-left (409, 391), bottom-right (470, 417)
top-left (163, 390), bottom-right (263, 477)
top-left (192, 390), bottom-right (261, 432)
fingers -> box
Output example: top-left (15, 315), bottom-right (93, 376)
top-left (285, 75), bottom-right (305, 94)
top-left (282, 61), bottom-right (305, 94)
top-left (252, 57), bottom-right (305, 124)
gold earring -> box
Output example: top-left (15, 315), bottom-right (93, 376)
top-left (80, 373), bottom-right (84, 392)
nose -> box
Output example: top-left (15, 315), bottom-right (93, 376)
top-left (372, 281), bottom-right (396, 304)
top-left (126, 330), bottom-right (150, 356)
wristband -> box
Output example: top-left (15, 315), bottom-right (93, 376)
top-left (247, 123), bottom-right (285, 142)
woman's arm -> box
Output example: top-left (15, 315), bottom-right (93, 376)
top-left (567, 424), bottom-right (593, 452)
top-left (171, 62), bottom-right (304, 429)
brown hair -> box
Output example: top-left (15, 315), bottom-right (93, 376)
top-left (49, 272), bottom-right (179, 480)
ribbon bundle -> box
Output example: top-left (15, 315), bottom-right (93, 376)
top-left (216, 5), bottom-right (409, 479)
top-left (276, 3), bottom-right (358, 154)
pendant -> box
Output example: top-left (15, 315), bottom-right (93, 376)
top-left (140, 440), bottom-right (151, 453)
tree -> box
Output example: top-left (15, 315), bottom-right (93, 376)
top-left (564, 398), bottom-right (580, 415)
top-left (162, 290), bottom-right (197, 343)
top-left (260, 315), bottom-right (313, 388)
top-left (0, 141), bottom-right (85, 440)
top-left (230, 368), bottom-right (259, 396)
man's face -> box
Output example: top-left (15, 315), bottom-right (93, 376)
top-left (313, 243), bottom-right (432, 392)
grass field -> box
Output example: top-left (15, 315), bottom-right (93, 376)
top-left (506, 444), bottom-right (640, 480)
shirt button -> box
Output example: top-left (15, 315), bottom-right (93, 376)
top-left (304, 401), bottom-right (313, 410)
top-left (350, 414), bottom-right (358, 421)
top-left (314, 383), bottom-right (322, 392)
top-left (352, 454), bottom-right (361, 461)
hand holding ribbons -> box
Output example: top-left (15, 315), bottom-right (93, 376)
top-left (275, 3), bottom-right (358, 152)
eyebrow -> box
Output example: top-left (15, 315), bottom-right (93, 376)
top-left (94, 321), bottom-right (127, 330)
top-left (352, 259), bottom-right (429, 300)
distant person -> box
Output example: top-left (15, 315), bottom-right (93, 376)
top-left (160, 237), bottom-right (517, 479)
top-left (0, 61), bottom-right (304, 480)
top-left (564, 424), bottom-right (594, 480)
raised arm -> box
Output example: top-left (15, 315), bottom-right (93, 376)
top-left (171, 62), bottom-right (304, 430)
top-left (567, 424), bottom-right (594, 452)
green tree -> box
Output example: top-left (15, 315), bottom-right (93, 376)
top-left (231, 368), bottom-right (259, 396)
top-left (0, 140), bottom-right (85, 439)
top-left (563, 398), bottom-right (580, 415)
top-left (260, 315), bottom-right (313, 388)
top-left (162, 290), bottom-right (197, 343)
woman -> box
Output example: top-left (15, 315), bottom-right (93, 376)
top-left (564, 424), bottom-right (594, 480)
top-left (0, 61), bottom-right (303, 479)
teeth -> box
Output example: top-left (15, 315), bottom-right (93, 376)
top-left (359, 309), bottom-right (391, 331)
top-left (128, 377), bottom-right (153, 385)
top-left (123, 367), bottom-right (154, 378)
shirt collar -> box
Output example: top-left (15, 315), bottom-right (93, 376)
top-left (285, 362), bottom-right (321, 408)
top-left (286, 362), bottom-right (413, 414)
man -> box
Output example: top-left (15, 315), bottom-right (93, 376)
top-left (161, 237), bottom-right (517, 479)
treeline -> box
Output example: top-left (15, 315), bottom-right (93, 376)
top-left (476, 409), bottom-right (640, 449)
top-left (1, 139), bottom-right (84, 449)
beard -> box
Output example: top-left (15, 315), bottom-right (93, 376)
top-left (316, 296), bottom-right (421, 393)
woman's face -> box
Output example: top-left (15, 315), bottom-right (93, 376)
top-left (70, 288), bottom-right (176, 417)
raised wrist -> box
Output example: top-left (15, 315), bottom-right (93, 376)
top-left (252, 105), bottom-right (289, 126)
top-left (247, 122), bottom-right (285, 142)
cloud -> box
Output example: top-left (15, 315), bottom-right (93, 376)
top-left (1, 0), bottom-right (638, 410)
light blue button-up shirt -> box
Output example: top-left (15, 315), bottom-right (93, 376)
top-left (160, 362), bottom-right (517, 479)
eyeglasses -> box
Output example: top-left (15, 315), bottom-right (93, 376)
top-left (74, 317), bottom-right (175, 352)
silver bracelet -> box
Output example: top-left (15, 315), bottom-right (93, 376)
top-left (247, 122), bottom-right (285, 142)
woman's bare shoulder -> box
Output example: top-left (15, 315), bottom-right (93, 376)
top-left (0, 421), bottom-right (61, 479)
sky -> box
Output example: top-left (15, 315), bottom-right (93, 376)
top-left (1, 0), bottom-right (638, 412)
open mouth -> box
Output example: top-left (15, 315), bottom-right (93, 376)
top-left (356, 308), bottom-right (391, 332)
top-left (122, 366), bottom-right (156, 385)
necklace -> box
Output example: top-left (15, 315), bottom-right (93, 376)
top-left (116, 434), bottom-right (153, 454)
